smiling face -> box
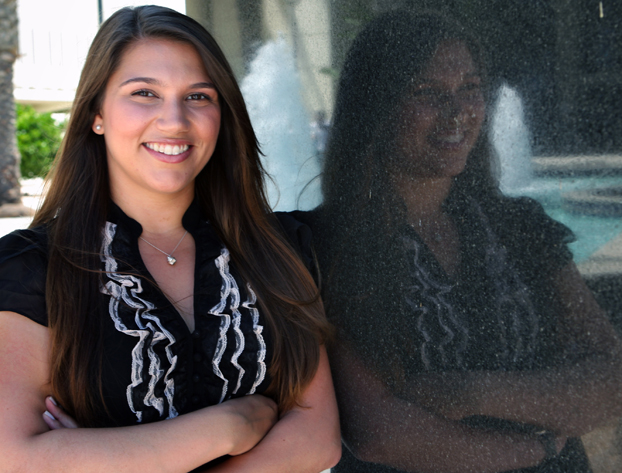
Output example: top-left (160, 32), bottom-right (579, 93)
top-left (393, 40), bottom-right (485, 180)
top-left (92, 38), bottom-right (221, 204)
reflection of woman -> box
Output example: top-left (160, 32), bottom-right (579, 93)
top-left (306, 11), bottom-right (622, 473)
top-left (0, 6), bottom-right (340, 472)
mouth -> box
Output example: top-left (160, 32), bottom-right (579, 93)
top-left (144, 142), bottom-right (191, 156)
top-left (430, 130), bottom-right (467, 148)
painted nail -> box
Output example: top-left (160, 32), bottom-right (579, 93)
top-left (43, 410), bottom-right (56, 421)
top-left (48, 396), bottom-right (58, 406)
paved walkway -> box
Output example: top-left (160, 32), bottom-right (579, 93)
top-left (0, 178), bottom-right (42, 237)
top-left (578, 232), bottom-right (622, 278)
top-left (0, 215), bottom-right (35, 236)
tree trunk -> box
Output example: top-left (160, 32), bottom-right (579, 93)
top-left (0, 0), bottom-right (29, 216)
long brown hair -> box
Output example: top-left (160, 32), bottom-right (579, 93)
top-left (33, 5), bottom-right (329, 426)
top-left (318, 11), bottom-right (497, 382)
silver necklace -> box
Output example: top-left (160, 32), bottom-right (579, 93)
top-left (139, 230), bottom-right (188, 266)
top-left (411, 219), bottom-right (444, 243)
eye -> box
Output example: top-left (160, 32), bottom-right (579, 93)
top-left (131, 89), bottom-right (157, 98)
top-left (187, 92), bottom-right (217, 103)
top-left (459, 83), bottom-right (483, 100)
top-left (411, 88), bottom-right (447, 106)
top-left (412, 88), bottom-right (438, 97)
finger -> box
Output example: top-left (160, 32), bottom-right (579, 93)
top-left (45, 396), bottom-right (79, 428)
top-left (42, 410), bottom-right (63, 430)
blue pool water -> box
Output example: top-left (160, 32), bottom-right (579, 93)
top-left (516, 176), bottom-right (622, 263)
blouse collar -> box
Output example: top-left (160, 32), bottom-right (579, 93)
top-left (107, 198), bottom-right (207, 239)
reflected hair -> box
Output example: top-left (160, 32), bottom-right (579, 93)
top-left (323, 10), bottom-right (496, 218)
top-left (33, 5), bottom-right (329, 426)
top-left (319, 11), bottom-right (497, 382)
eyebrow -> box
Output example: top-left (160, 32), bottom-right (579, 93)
top-left (119, 77), bottom-right (217, 89)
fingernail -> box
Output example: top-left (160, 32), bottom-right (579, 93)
top-left (43, 410), bottom-right (57, 421)
top-left (48, 396), bottom-right (58, 406)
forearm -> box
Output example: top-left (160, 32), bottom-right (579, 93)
top-left (207, 345), bottom-right (341, 473)
top-left (7, 405), bottom-right (239, 473)
top-left (467, 359), bottom-right (622, 435)
top-left (343, 395), bottom-right (553, 473)
top-left (0, 312), bottom-right (277, 473)
top-left (411, 263), bottom-right (622, 436)
top-left (409, 356), bottom-right (622, 437)
top-left (207, 408), bottom-right (341, 473)
top-left (330, 344), bottom-right (551, 473)
top-left (500, 261), bottom-right (622, 434)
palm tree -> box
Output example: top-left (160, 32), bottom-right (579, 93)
top-left (0, 0), bottom-right (30, 217)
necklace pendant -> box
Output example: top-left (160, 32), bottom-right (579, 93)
top-left (167, 255), bottom-right (177, 266)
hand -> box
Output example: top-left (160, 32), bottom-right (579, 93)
top-left (221, 394), bottom-right (278, 456)
top-left (42, 396), bottom-right (79, 430)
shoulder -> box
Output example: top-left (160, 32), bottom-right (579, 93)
top-left (484, 195), bottom-right (574, 241)
top-left (288, 208), bottom-right (330, 247)
top-left (0, 227), bottom-right (48, 270)
top-left (273, 211), bottom-right (315, 273)
top-left (0, 226), bottom-right (47, 257)
top-left (0, 227), bottom-right (48, 326)
top-left (481, 195), bottom-right (575, 271)
top-left (485, 195), bottom-right (553, 221)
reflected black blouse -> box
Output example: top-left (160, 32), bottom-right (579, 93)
top-left (299, 196), bottom-right (592, 473)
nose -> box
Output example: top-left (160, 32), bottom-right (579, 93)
top-left (440, 94), bottom-right (471, 124)
top-left (440, 94), bottom-right (462, 116)
top-left (156, 99), bottom-right (191, 134)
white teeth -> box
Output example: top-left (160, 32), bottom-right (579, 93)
top-left (145, 143), bottom-right (189, 155)
top-left (437, 133), bottom-right (464, 144)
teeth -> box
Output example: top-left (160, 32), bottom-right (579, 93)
top-left (437, 133), bottom-right (464, 144)
top-left (145, 143), bottom-right (189, 155)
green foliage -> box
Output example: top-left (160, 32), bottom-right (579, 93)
top-left (16, 104), bottom-right (66, 178)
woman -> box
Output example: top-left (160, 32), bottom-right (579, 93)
top-left (0, 6), bottom-right (340, 472)
top-left (305, 11), bottom-right (622, 473)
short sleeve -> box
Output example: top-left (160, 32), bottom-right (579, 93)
top-left (491, 196), bottom-right (575, 275)
top-left (273, 212), bottom-right (317, 282)
top-left (0, 228), bottom-right (48, 326)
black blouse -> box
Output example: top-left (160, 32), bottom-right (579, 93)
top-left (0, 201), bottom-right (315, 428)
top-left (398, 196), bottom-right (574, 374)
top-left (299, 196), bottom-right (592, 473)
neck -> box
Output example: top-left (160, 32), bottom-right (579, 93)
top-left (393, 174), bottom-right (453, 222)
top-left (111, 185), bottom-right (194, 236)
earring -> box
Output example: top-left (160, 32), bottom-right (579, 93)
top-left (95, 125), bottom-right (102, 131)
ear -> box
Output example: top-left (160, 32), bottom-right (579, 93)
top-left (92, 114), bottom-right (104, 134)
